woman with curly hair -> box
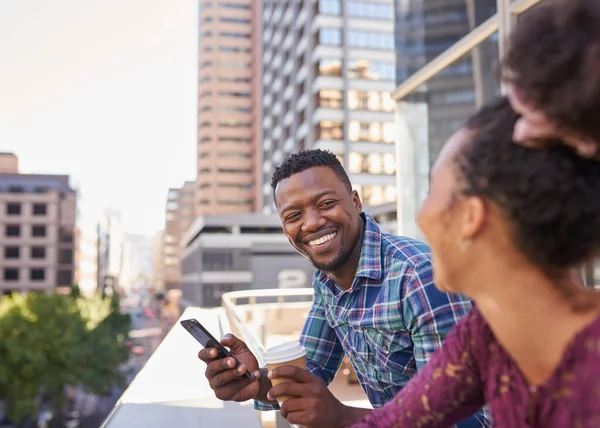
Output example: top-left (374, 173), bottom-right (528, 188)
top-left (343, 96), bottom-right (600, 427)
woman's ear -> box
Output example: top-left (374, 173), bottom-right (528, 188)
top-left (461, 195), bottom-right (486, 241)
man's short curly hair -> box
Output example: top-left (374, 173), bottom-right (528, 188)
top-left (502, 0), bottom-right (600, 143)
top-left (270, 149), bottom-right (352, 198)
top-left (459, 97), bottom-right (600, 271)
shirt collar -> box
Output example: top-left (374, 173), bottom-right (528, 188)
top-left (355, 212), bottom-right (383, 281)
top-left (316, 212), bottom-right (383, 284)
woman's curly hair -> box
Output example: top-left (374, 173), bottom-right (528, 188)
top-left (459, 97), bottom-right (600, 270)
top-left (503, 0), bottom-right (600, 143)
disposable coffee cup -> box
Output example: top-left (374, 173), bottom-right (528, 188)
top-left (264, 342), bottom-right (307, 404)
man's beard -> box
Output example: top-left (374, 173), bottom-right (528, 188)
top-left (308, 246), bottom-right (350, 273)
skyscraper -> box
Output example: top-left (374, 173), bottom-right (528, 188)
top-left (196, 0), bottom-right (255, 215)
top-left (256, 0), bottom-right (398, 213)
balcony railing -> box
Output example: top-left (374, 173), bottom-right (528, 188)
top-left (221, 288), bottom-right (315, 428)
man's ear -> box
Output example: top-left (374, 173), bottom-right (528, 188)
top-left (352, 190), bottom-right (362, 214)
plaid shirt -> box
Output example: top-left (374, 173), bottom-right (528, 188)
top-left (256, 213), bottom-right (490, 427)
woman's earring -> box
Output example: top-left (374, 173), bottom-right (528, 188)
top-left (459, 239), bottom-right (472, 253)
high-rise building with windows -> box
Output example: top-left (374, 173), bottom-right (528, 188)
top-left (163, 181), bottom-right (195, 290)
top-left (394, 0), bottom-right (498, 165)
top-left (393, 0), bottom-right (500, 239)
top-left (0, 153), bottom-right (77, 294)
top-left (256, 0), bottom-right (398, 213)
top-left (196, 0), bottom-right (255, 215)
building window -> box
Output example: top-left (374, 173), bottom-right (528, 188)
top-left (348, 60), bottom-right (395, 81)
top-left (6, 225), bottom-right (20, 237)
top-left (31, 246), bottom-right (46, 259)
top-left (347, 30), bottom-right (394, 50)
top-left (8, 186), bottom-right (24, 193)
top-left (57, 270), bottom-right (73, 286)
top-left (219, 17), bottom-right (250, 24)
top-left (219, 32), bottom-right (250, 39)
top-left (220, 2), bottom-right (250, 9)
top-left (33, 203), bottom-right (47, 216)
top-left (347, 1), bottom-right (393, 19)
top-left (59, 249), bottom-right (73, 264)
top-left (32, 225), bottom-right (46, 237)
top-left (6, 203), bottom-right (21, 215)
top-left (4, 247), bottom-right (19, 259)
top-left (319, 28), bottom-right (342, 46)
top-left (316, 121), bottom-right (344, 140)
top-left (316, 58), bottom-right (342, 76)
top-left (317, 90), bottom-right (343, 108)
top-left (30, 269), bottom-right (45, 281)
top-left (318, 0), bottom-right (341, 15)
top-left (3, 268), bottom-right (18, 281)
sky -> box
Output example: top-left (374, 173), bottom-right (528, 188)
top-left (0, 0), bottom-right (198, 236)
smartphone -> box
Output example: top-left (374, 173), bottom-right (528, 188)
top-left (180, 318), bottom-right (253, 380)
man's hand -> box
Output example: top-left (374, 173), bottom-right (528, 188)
top-left (198, 334), bottom-right (261, 402)
top-left (267, 366), bottom-right (360, 428)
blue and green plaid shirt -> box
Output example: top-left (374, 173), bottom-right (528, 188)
top-left (257, 213), bottom-right (489, 427)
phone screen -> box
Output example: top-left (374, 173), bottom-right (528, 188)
top-left (180, 318), bottom-right (253, 380)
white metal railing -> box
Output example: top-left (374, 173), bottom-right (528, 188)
top-left (222, 288), bottom-right (314, 428)
top-left (392, 0), bottom-right (544, 101)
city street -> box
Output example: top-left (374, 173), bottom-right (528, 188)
top-left (78, 306), bottom-right (164, 428)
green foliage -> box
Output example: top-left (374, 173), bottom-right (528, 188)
top-left (0, 289), bottom-right (132, 423)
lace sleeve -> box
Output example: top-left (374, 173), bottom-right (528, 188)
top-left (350, 309), bottom-right (486, 428)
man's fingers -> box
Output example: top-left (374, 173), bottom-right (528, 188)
top-left (198, 347), bottom-right (220, 362)
top-left (268, 366), bottom-right (314, 383)
top-left (220, 333), bottom-right (250, 354)
top-left (279, 397), bottom-right (311, 416)
top-left (205, 357), bottom-right (238, 378)
top-left (268, 381), bottom-right (314, 401)
top-left (212, 366), bottom-right (252, 388)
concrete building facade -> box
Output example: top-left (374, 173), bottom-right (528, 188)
top-left (0, 153), bottom-right (77, 294)
top-left (196, 0), bottom-right (255, 215)
top-left (180, 213), bottom-right (315, 308)
top-left (163, 181), bottom-right (195, 290)
top-left (256, 0), bottom-right (399, 213)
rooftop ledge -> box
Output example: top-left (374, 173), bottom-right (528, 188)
top-left (102, 289), bottom-right (371, 428)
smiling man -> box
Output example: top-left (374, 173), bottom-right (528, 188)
top-left (198, 150), bottom-right (489, 428)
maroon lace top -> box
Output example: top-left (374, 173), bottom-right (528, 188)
top-left (350, 307), bottom-right (600, 427)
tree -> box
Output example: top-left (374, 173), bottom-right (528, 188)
top-left (0, 290), bottom-right (131, 425)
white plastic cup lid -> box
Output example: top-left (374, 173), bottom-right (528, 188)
top-left (264, 342), bottom-right (306, 365)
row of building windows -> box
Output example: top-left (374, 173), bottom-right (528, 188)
top-left (201, 105), bottom-right (252, 113)
top-left (4, 268), bottom-right (47, 281)
top-left (5, 202), bottom-right (47, 216)
top-left (202, 2), bottom-right (250, 10)
top-left (319, 29), bottom-right (394, 50)
top-left (316, 90), bottom-right (395, 111)
top-left (5, 225), bottom-right (47, 237)
top-left (317, 58), bottom-right (395, 81)
top-left (316, 121), bottom-right (396, 143)
top-left (202, 46), bottom-right (252, 54)
top-left (198, 199), bottom-right (252, 205)
top-left (199, 152), bottom-right (252, 159)
top-left (319, 0), bottom-right (393, 19)
top-left (348, 152), bottom-right (396, 175)
top-left (201, 16), bottom-right (250, 24)
top-left (197, 182), bottom-right (253, 190)
top-left (199, 121), bottom-right (252, 128)
top-left (4, 246), bottom-right (46, 259)
top-left (1, 185), bottom-right (49, 193)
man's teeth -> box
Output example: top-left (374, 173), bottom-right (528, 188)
top-left (309, 232), bottom-right (336, 246)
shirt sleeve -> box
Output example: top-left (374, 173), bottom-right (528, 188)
top-left (350, 309), bottom-right (487, 428)
top-left (401, 260), bottom-right (490, 427)
top-left (255, 280), bottom-right (345, 411)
